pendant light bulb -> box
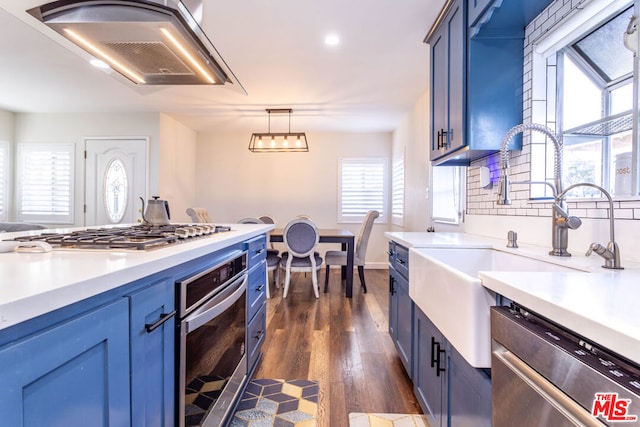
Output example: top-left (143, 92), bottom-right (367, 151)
top-left (257, 136), bottom-right (263, 148)
top-left (270, 136), bottom-right (276, 147)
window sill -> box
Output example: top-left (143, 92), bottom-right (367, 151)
top-left (527, 195), bottom-right (640, 204)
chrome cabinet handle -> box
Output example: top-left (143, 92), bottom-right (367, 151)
top-left (256, 284), bottom-right (265, 292)
top-left (145, 310), bottom-right (176, 333)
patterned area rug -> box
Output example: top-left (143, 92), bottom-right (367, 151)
top-left (349, 413), bottom-right (429, 427)
top-left (230, 379), bottom-right (319, 426)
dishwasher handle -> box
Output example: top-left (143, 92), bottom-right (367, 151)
top-left (493, 344), bottom-right (604, 427)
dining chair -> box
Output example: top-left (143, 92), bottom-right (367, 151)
top-left (324, 210), bottom-right (379, 293)
top-left (186, 208), bottom-right (212, 223)
top-left (280, 218), bottom-right (323, 298)
top-left (238, 218), bottom-right (279, 298)
top-left (258, 214), bottom-right (280, 255)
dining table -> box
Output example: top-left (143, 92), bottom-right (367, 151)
top-left (269, 228), bottom-right (356, 298)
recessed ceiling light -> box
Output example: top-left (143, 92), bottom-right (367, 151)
top-left (324, 33), bottom-right (340, 46)
top-left (89, 58), bottom-right (110, 69)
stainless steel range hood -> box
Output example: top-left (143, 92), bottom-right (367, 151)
top-left (27, 0), bottom-right (245, 90)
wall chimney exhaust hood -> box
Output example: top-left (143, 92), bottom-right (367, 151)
top-left (27, 0), bottom-right (245, 90)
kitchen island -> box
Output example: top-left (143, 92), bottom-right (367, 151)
top-left (0, 223), bottom-right (272, 427)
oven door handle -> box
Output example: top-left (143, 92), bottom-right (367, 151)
top-left (184, 274), bottom-right (247, 333)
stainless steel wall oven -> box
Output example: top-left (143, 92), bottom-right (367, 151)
top-left (177, 250), bottom-right (248, 427)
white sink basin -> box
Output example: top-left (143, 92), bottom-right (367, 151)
top-left (409, 248), bottom-right (587, 368)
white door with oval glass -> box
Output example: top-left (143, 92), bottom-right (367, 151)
top-left (85, 138), bottom-right (148, 226)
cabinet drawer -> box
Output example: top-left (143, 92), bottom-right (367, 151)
top-left (247, 261), bottom-right (267, 322)
top-left (388, 241), bottom-right (396, 264)
top-left (244, 235), bottom-right (267, 269)
top-left (247, 302), bottom-right (266, 372)
top-left (394, 244), bottom-right (409, 280)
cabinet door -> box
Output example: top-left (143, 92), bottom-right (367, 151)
top-left (0, 299), bottom-right (131, 427)
top-left (395, 271), bottom-right (413, 377)
top-left (430, 0), bottom-right (465, 160)
top-left (447, 0), bottom-right (465, 153)
top-left (129, 279), bottom-right (176, 427)
top-left (388, 267), bottom-right (398, 341)
top-left (448, 344), bottom-right (492, 427)
top-left (430, 24), bottom-right (448, 160)
top-left (414, 309), bottom-right (447, 427)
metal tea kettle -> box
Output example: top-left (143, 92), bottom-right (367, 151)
top-left (140, 196), bottom-right (171, 225)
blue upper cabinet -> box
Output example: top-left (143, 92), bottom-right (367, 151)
top-left (429, 0), bottom-right (465, 163)
top-left (427, 0), bottom-right (554, 165)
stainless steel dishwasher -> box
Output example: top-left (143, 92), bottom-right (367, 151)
top-left (491, 305), bottom-right (640, 426)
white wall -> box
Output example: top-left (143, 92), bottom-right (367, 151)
top-left (12, 112), bottom-right (161, 226)
top-left (392, 90), bottom-right (430, 232)
top-left (391, 88), bottom-right (465, 234)
top-left (159, 114), bottom-right (197, 223)
top-left (195, 131), bottom-right (392, 266)
top-left (0, 110), bottom-right (13, 141)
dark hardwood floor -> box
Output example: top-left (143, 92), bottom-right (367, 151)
top-left (253, 268), bottom-right (422, 426)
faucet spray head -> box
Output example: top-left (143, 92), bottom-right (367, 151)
top-left (497, 169), bottom-right (511, 205)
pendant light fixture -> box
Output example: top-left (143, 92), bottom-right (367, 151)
top-left (248, 109), bottom-right (309, 153)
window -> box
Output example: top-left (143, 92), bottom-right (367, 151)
top-left (0, 141), bottom-right (8, 221)
top-left (17, 143), bottom-right (75, 224)
top-left (338, 158), bottom-right (387, 223)
top-left (391, 156), bottom-right (405, 226)
top-left (532, 4), bottom-right (635, 199)
top-left (432, 166), bottom-right (464, 224)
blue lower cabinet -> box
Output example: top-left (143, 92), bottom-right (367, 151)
top-left (413, 308), bottom-right (447, 427)
top-left (128, 278), bottom-right (176, 427)
top-left (448, 346), bottom-right (492, 427)
top-left (247, 260), bottom-right (267, 322)
top-left (247, 302), bottom-right (266, 372)
top-left (0, 299), bottom-right (131, 427)
top-left (413, 307), bottom-right (491, 427)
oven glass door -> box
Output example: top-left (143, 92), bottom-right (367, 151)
top-left (180, 274), bottom-right (247, 427)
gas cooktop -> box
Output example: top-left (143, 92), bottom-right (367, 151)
top-left (6, 224), bottom-right (232, 251)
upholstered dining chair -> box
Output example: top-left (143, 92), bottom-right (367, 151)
top-left (186, 208), bottom-right (212, 223)
top-left (238, 217), bottom-right (279, 298)
top-left (280, 218), bottom-right (323, 298)
top-left (258, 214), bottom-right (279, 254)
top-left (324, 210), bottom-right (379, 293)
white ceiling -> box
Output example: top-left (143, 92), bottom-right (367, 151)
top-left (0, 0), bottom-right (446, 133)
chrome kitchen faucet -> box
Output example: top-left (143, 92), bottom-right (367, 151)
top-left (497, 123), bottom-right (623, 269)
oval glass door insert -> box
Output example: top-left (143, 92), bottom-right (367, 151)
top-left (103, 158), bottom-right (128, 223)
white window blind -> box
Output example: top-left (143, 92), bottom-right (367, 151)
top-left (17, 143), bottom-right (75, 224)
top-left (338, 157), bottom-right (387, 223)
top-left (391, 157), bottom-right (404, 226)
top-left (0, 142), bottom-right (8, 221)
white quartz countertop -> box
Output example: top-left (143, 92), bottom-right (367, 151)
top-left (0, 224), bottom-right (272, 331)
top-left (386, 231), bottom-right (640, 365)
